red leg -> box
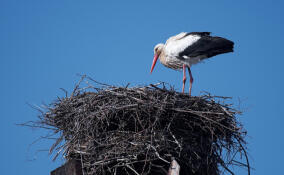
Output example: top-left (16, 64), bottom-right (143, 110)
top-left (182, 64), bottom-right (186, 93)
top-left (188, 66), bottom-right (194, 96)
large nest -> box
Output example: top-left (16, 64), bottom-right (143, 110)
top-left (27, 77), bottom-right (250, 175)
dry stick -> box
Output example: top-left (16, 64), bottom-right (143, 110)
top-left (141, 140), bottom-right (151, 174)
top-left (172, 108), bottom-right (238, 132)
top-left (238, 138), bottom-right (251, 175)
top-left (49, 136), bottom-right (64, 154)
top-left (85, 75), bottom-right (113, 87)
top-left (217, 155), bottom-right (235, 175)
top-left (125, 164), bottom-right (140, 175)
top-left (148, 144), bottom-right (170, 164)
top-left (150, 83), bottom-right (168, 92)
top-left (169, 129), bottom-right (182, 151)
top-left (173, 108), bottom-right (225, 115)
top-left (71, 74), bottom-right (86, 97)
top-left (79, 144), bottom-right (86, 175)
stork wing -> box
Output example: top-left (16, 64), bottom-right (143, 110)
top-left (187, 32), bottom-right (211, 36)
top-left (178, 36), bottom-right (234, 59)
top-left (164, 32), bottom-right (202, 57)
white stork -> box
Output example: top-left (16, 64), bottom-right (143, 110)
top-left (150, 32), bottom-right (234, 96)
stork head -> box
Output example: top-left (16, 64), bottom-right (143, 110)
top-left (150, 43), bottom-right (164, 73)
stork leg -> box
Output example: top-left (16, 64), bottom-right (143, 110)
top-left (182, 64), bottom-right (187, 93)
top-left (188, 66), bottom-right (194, 96)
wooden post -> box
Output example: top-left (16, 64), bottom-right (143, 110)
top-left (50, 159), bottom-right (83, 175)
top-left (167, 159), bottom-right (180, 175)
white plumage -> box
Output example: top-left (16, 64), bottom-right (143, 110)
top-left (164, 32), bottom-right (201, 60)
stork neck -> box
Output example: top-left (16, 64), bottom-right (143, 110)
top-left (158, 51), bottom-right (166, 65)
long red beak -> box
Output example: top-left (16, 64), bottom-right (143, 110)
top-left (150, 54), bottom-right (159, 73)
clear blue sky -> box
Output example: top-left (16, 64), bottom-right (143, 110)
top-left (1, 0), bottom-right (283, 174)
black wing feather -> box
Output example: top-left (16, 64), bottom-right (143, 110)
top-left (187, 32), bottom-right (211, 37)
top-left (179, 35), bottom-right (234, 59)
